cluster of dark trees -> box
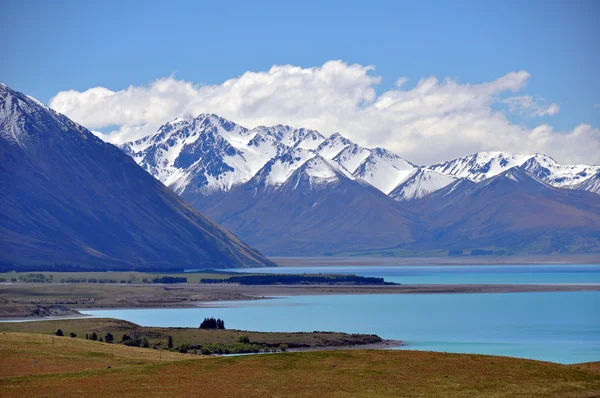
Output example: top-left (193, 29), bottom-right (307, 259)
top-left (200, 274), bottom-right (394, 286)
top-left (151, 276), bottom-right (187, 284)
top-left (120, 333), bottom-right (150, 347)
top-left (55, 329), bottom-right (77, 338)
top-left (199, 317), bottom-right (225, 329)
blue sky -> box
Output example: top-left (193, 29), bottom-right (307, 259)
top-left (1, 0), bottom-right (599, 164)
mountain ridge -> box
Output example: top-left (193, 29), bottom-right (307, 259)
top-left (120, 113), bottom-right (600, 200)
top-left (0, 84), bottom-right (274, 269)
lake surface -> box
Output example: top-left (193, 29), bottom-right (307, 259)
top-left (215, 264), bottom-right (600, 285)
top-left (81, 290), bottom-right (600, 364)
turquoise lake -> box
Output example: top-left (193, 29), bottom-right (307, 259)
top-left (219, 264), bottom-right (600, 285)
top-left (81, 265), bottom-right (600, 365)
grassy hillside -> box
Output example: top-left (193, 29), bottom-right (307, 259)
top-left (0, 318), bottom-right (383, 351)
top-left (1, 332), bottom-right (599, 397)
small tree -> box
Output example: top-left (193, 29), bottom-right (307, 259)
top-left (122, 334), bottom-right (131, 342)
top-left (142, 338), bottom-right (149, 348)
top-left (99, 337), bottom-right (103, 342)
top-left (167, 336), bottom-right (173, 349)
top-left (85, 333), bottom-right (89, 340)
top-left (91, 332), bottom-right (98, 341)
top-left (70, 332), bottom-right (76, 338)
top-left (55, 329), bottom-right (63, 337)
top-left (279, 343), bottom-right (288, 352)
top-left (105, 333), bottom-right (114, 343)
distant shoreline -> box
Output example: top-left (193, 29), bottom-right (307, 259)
top-left (2, 282), bottom-right (599, 320)
top-left (270, 255), bottom-right (600, 267)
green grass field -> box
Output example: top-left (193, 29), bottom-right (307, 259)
top-left (1, 332), bottom-right (599, 397)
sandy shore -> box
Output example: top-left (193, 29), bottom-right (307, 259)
top-left (271, 255), bottom-right (600, 267)
top-left (179, 283), bottom-right (600, 300)
top-left (2, 282), bottom-right (599, 319)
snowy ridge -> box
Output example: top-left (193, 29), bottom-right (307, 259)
top-left (429, 151), bottom-right (600, 195)
top-left (353, 148), bottom-right (416, 194)
top-left (428, 151), bottom-right (534, 182)
top-left (520, 155), bottom-right (600, 190)
top-left (316, 133), bottom-right (353, 159)
top-left (121, 114), bottom-right (412, 195)
top-left (118, 113), bottom-right (600, 198)
top-left (389, 169), bottom-right (457, 201)
top-left (0, 82), bottom-right (93, 149)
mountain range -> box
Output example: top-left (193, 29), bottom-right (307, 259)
top-left (2, 83), bottom-right (599, 262)
top-left (118, 113), bottom-right (600, 256)
top-left (0, 84), bottom-right (273, 270)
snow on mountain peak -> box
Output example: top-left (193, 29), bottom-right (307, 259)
top-left (352, 148), bottom-right (417, 194)
top-left (389, 168), bottom-right (457, 201)
top-left (0, 83), bottom-right (91, 149)
top-left (428, 151), bottom-right (535, 182)
top-left (316, 133), bottom-right (353, 159)
top-left (117, 113), bottom-right (599, 199)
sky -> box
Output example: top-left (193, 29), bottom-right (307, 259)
top-left (1, 0), bottom-right (599, 165)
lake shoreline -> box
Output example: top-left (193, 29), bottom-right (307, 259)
top-left (2, 282), bottom-right (600, 320)
top-left (270, 255), bottom-right (600, 267)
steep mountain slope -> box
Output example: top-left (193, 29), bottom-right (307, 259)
top-left (189, 155), bottom-right (423, 255)
top-left (0, 84), bottom-right (273, 269)
top-left (412, 167), bottom-right (600, 254)
top-left (389, 169), bottom-right (457, 201)
top-left (573, 170), bottom-right (600, 194)
top-left (351, 148), bottom-right (416, 194)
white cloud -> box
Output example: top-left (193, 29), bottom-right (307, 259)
top-left (502, 95), bottom-right (560, 117)
top-left (49, 60), bottom-right (599, 165)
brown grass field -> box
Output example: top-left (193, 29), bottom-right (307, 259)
top-left (1, 332), bottom-right (599, 397)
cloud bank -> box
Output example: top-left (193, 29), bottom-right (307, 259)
top-left (49, 60), bottom-right (600, 165)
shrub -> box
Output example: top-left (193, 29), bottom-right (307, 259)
top-left (55, 329), bottom-right (63, 336)
top-left (70, 332), bottom-right (76, 338)
top-left (168, 336), bottom-right (173, 349)
top-left (122, 334), bottom-right (131, 342)
top-left (105, 333), bottom-right (114, 343)
top-left (279, 343), bottom-right (288, 352)
top-left (91, 332), bottom-right (98, 341)
top-left (239, 335), bottom-right (250, 344)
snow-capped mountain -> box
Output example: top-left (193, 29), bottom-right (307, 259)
top-left (389, 168), bottom-right (458, 201)
top-left (253, 125), bottom-right (326, 150)
top-left (193, 153), bottom-right (422, 256)
top-left (352, 148), bottom-right (416, 194)
top-left (428, 152), bottom-right (536, 182)
top-left (428, 151), bottom-right (600, 194)
top-left (121, 115), bottom-right (600, 204)
top-left (121, 114), bottom-right (415, 197)
top-left (316, 133), bottom-right (353, 158)
top-left (412, 166), bottom-right (600, 254)
top-left (120, 114), bottom-right (281, 196)
top-left (520, 155), bottom-right (600, 192)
